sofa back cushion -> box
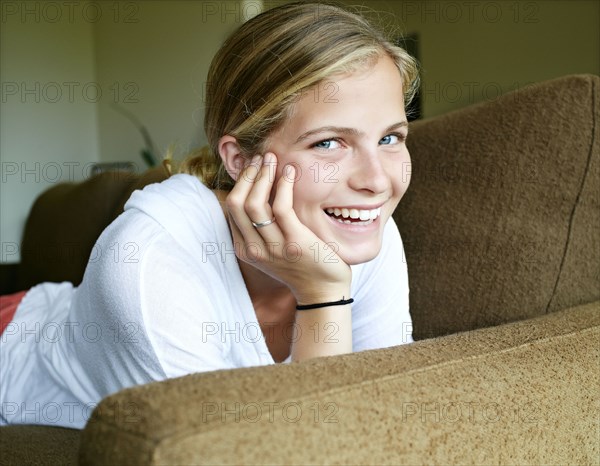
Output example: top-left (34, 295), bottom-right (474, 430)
top-left (394, 74), bottom-right (599, 339)
top-left (17, 166), bottom-right (167, 290)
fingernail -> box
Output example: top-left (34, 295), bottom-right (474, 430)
top-left (252, 155), bottom-right (262, 164)
top-left (263, 153), bottom-right (273, 164)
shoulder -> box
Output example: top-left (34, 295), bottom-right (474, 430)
top-left (124, 173), bottom-right (218, 220)
top-left (120, 174), bottom-right (228, 258)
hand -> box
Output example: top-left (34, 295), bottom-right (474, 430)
top-left (225, 152), bottom-right (352, 303)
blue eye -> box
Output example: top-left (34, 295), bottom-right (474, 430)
top-left (380, 133), bottom-right (406, 145)
top-left (313, 139), bottom-right (342, 150)
top-left (312, 133), bottom-right (406, 151)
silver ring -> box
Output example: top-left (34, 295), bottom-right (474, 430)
top-left (251, 217), bottom-right (276, 229)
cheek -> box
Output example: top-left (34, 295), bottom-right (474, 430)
top-left (269, 158), bottom-right (321, 207)
top-left (292, 164), bottom-right (329, 208)
top-left (277, 161), bottom-right (335, 217)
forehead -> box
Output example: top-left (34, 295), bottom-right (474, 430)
top-left (282, 55), bottom-right (406, 133)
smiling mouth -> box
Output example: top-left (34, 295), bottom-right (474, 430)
top-left (323, 207), bottom-right (381, 225)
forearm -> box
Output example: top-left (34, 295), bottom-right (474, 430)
top-left (290, 289), bottom-right (353, 362)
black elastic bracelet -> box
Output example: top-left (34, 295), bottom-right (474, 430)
top-left (296, 297), bottom-right (354, 311)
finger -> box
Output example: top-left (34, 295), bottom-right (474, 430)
top-left (271, 164), bottom-right (303, 237)
top-left (227, 153), bottom-right (283, 259)
top-left (244, 153), bottom-right (274, 221)
top-left (229, 154), bottom-right (262, 200)
top-left (226, 155), bottom-right (265, 244)
top-left (245, 153), bottom-right (284, 245)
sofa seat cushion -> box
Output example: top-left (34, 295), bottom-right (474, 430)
top-left (0, 425), bottom-right (80, 466)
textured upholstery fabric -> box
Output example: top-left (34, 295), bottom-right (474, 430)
top-left (0, 425), bottom-right (79, 466)
top-left (547, 80), bottom-right (600, 312)
top-left (78, 301), bottom-right (599, 465)
top-left (394, 74), bottom-right (600, 339)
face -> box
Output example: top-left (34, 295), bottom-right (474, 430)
top-left (265, 54), bottom-right (411, 266)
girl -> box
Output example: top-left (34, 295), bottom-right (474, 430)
top-left (0, 1), bottom-right (419, 428)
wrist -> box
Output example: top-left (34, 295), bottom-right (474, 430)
top-left (294, 287), bottom-right (352, 307)
top-left (296, 297), bottom-right (353, 310)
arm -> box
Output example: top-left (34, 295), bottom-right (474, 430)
top-left (291, 285), bottom-right (353, 362)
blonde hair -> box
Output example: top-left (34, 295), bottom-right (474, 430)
top-left (167, 1), bottom-right (419, 190)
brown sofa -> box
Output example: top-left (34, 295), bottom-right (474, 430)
top-left (0, 74), bottom-right (598, 465)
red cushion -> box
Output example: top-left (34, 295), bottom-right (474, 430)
top-left (0, 290), bottom-right (28, 336)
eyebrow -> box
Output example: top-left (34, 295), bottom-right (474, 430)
top-left (294, 121), bottom-right (408, 144)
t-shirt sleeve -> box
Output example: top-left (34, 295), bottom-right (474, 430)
top-left (350, 217), bottom-right (414, 352)
top-left (139, 232), bottom-right (238, 379)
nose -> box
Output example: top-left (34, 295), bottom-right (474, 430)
top-left (347, 147), bottom-right (392, 194)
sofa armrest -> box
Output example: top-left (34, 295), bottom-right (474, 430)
top-left (79, 301), bottom-right (599, 465)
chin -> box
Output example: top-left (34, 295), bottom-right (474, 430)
top-left (337, 243), bottom-right (382, 266)
top-left (311, 227), bottom-right (384, 266)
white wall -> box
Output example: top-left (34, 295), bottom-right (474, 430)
top-left (93, 1), bottom-right (250, 168)
top-left (346, 0), bottom-right (600, 118)
top-left (1, 1), bottom-right (99, 263)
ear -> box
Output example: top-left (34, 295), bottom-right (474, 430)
top-left (218, 135), bottom-right (246, 181)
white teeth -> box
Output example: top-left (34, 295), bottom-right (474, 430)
top-left (325, 207), bottom-right (382, 221)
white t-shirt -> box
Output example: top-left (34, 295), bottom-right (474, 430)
top-left (0, 174), bottom-right (413, 428)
